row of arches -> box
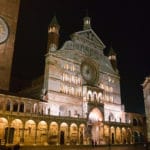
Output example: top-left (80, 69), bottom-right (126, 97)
top-left (99, 83), bottom-right (113, 92)
top-left (60, 84), bottom-right (82, 97)
top-left (0, 106), bottom-right (145, 146)
top-left (0, 117), bottom-right (85, 145)
top-left (0, 99), bottom-right (49, 115)
top-left (88, 108), bottom-right (145, 145)
top-left (89, 122), bottom-right (144, 145)
top-left (87, 90), bottom-right (102, 102)
top-left (133, 118), bottom-right (143, 126)
top-left (0, 98), bottom-right (82, 118)
top-left (0, 96), bottom-right (143, 126)
top-left (87, 90), bottom-right (114, 104)
top-left (62, 73), bottom-right (81, 85)
top-left (63, 63), bottom-right (76, 72)
top-left (0, 117), bottom-right (144, 145)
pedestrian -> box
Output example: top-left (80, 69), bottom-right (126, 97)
top-left (14, 143), bottom-right (20, 150)
top-left (94, 140), bottom-right (97, 147)
top-left (91, 139), bottom-right (94, 147)
top-left (144, 143), bottom-right (148, 150)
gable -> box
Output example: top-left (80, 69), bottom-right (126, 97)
top-left (72, 29), bottom-right (106, 50)
top-left (60, 28), bottom-right (106, 61)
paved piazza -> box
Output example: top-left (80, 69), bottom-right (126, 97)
top-left (4, 144), bottom-right (148, 150)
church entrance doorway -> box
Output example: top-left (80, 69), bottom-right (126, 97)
top-left (88, 107), bottom-right (103, 144)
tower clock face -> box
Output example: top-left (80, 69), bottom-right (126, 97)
top-left (0, 17), bottom-right (9, 44)
top-left (81, 60), bottom-right (98, 84)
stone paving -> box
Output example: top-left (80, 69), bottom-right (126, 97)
top-left (3, 144), bottom-right (148, 150)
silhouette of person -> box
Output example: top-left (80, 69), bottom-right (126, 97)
top-left (14, 143), bottom-right (20, 150)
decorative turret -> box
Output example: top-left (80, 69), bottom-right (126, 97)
top-left (47, 16), bottom-right (60, 52)
top-left (108, 46), bottom-right (118, 71)
top-left (83, 15), bottom-right (91, 30)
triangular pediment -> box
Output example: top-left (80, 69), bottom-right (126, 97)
top-left (72, 29), bottom-right (106, 50)
top-left (60, 28), bottom-right (106, 61)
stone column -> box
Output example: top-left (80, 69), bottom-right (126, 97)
top-left (57, 123), bottom-right (60, 145)
top-left (120, 128), bottom-right (122, 144)
top-left (6, 121), bottom-right (11, 144)
top-left (34, 124), bottom-right (38, 145)
top-left (114, 127), bottom-right (116, 144)
top-left (30, 102), bottom-right (33, 114)
top-left (77, 125), bottom-right (80, 145)
top-left (10, 100), bottom-right (13, 112)
top-left (17, 101), bottom-right (20, 112)
top-left (20, 123), bottom-right (25, 144)
top-left (66, 123), bottom-right (70, 145)
top-left (46, 123), bottom-right (50, 144)
top-left (1, 96), bottom-right (5, 111)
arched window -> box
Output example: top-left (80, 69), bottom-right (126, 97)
top-left (98, 92), bottom-right (102, 99)
top-left (93, 92), bottom-right (97, 101)
top-left (13, 101), bottom-right (18, 112)
top-left (6, 100), bottom-right (11, 111)
top-left (26, 103), bottom-right (31, 113)
top-left (87, 91), bottom-right (92, 101)
top-left (34, 103), bottom-right (38, 114)
top-left (109, 113), bottom-right (115, 121)
top-left (133, 118), bottom-right (138, 126)
top-left (138, 119), bottom-right (142, 126)
top-left (0, 100), bottom-right (4, 110)
top-left (19, 102), bottom-right (24, 112)
top-left (89, 94), bottom-right (91, 101)
top-left (94, 94), bottom-right (96, 101)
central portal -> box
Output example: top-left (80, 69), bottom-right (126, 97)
top-left (88, 108), bottom-right (103, 144)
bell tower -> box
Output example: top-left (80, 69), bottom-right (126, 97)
top-left (47, 16), bottom-right (60, 52)
top-left (108, 46), bottom-right (118, 71)
top-left (0, 0), bottom-right (20, 91)
top-left (83, 15), bottom-right (91, 30)
top-left (42, 16), bottom-right (60, 101)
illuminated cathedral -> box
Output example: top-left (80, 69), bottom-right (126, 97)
top-left (0, 11), bottom-right (146, 146)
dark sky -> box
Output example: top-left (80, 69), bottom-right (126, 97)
top-left (12, 0), bottom-right (150, 114)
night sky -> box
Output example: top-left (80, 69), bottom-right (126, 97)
top-left (11, 0), bottom-right (150, 114)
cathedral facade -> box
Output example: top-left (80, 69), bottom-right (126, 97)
top-left (0, 15), bottom-right (146, 146)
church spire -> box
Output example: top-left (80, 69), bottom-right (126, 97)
top-left (47, 15), bottom-right (60, 52)
top-left (83, 12), bottom-right (91, 30)
top-left (50, 15), bottom-right (59, 27)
